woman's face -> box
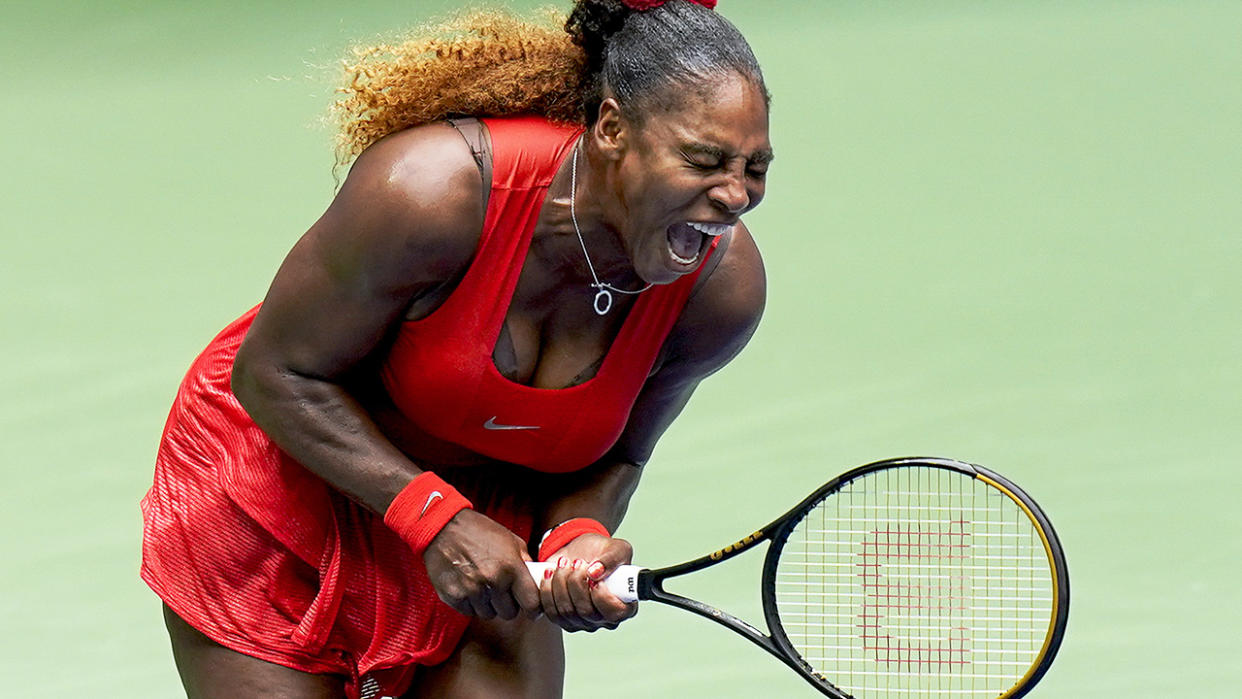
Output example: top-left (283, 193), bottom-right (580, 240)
top-left (610, 71), bottom-right (772, 285)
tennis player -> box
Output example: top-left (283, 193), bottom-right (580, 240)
top-left (141, 0), bottom-right (771, 696)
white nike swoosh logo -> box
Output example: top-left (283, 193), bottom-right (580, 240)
top-left (483, 416), bottom-right (541, 431)
top-left (421, 491), bottom-right (443, 517)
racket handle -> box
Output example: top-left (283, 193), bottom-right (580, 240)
top-left (525, 562), bottom-right (641, 604)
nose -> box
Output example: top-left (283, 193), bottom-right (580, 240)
top-left (708, 172), bottom-right (750, 215)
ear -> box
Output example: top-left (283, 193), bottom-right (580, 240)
top-left (591, 97), bottom-right (630, 162)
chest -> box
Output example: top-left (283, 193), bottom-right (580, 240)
top-left (493, 266), bottom-right (641, 390)
top-left (379, 282), bottom-right (653, 472)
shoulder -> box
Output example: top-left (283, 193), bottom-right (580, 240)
top-left (662, 223), bottom-right (766, 380)
top-left (480, 115), bottom-right (582, 188)
top-left (311, 122), bottom-right (486, 288)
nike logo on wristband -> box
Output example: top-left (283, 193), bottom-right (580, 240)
top-left (421, 491), bottom-right (443, 517)
top-left (483, 416), bottom-right (541, 431)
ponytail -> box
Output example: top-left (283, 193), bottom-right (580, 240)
top-left (332, 1), bottom-right (764, 163)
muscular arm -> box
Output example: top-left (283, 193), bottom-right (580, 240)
top-left (233, 125), bottom-right (544, 621)
top-left (538, 224), bottom-right (766, 630)
top-left (232, 124), bottom-right (482, 512)
top-left (546, 223), bottom-right (766, 527)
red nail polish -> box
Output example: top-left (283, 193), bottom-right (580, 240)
top-left (573, 559), bottom-right (585, 568)
top-left (587, 561), bottom-right (605, 580)
top-left (557, 556), bottom-right (568, 568)
top-left (544, 567), bottom-right (554, 580)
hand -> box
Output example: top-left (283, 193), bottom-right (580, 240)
top-left (423, 509), bottom-right (542, 620)
top-left (538, 534), bottom-right (637, 632)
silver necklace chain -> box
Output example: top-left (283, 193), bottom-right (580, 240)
top-left (570, 138), bottom-right (652, 315)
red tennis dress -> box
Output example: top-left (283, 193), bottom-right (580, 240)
top-left (140, 116), bottom-right (715, 697)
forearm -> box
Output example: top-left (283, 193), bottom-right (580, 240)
top-left (232, 360), bottom-right (421, 513)
top-left (536, 455), bottom-right (643, 536)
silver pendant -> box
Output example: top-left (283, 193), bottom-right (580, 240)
top-left (593, 288), bottom-right (613, 315)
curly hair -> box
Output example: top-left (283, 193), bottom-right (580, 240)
top-left (331, 7), bottom-right (584, 165)
top-left (331, 1), bottom-right (765, 166)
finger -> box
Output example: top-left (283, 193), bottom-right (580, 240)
top-left (435, 581), bottom-right (476, 618)
top-left (566, 559), bottom-right (602, 622)
top-left (550, 557), bottom-right (588, 632)
top-left (468, 591), bottom-right (497, 620)
top-left (510, 560), bottom-right (542, 618)
top-left (537, 560), bottom-right (556, 614)
top-left (450, 598), bottom-right (474, 617)
top-left (590, 586), bottom-right (638, 624)
top-left (588, 538), bottom-right (634, 580)
top-left (481, 566), bottom-right (521, 621)
top-left (489, 586), bottom-right (519, 621)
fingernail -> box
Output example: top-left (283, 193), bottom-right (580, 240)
top-left (557, 556), bottom-right (568, 569)
top-left (544, 566), bottom-right (554, 580)
top-left (573, 559), bottom-right (585, 569)
top-left (587, 561), bottom-right (605, 580)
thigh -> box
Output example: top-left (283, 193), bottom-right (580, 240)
top-left (403, 614), bottom-right (564, 698)
top-left (164, 604), bottom-right (347, 699)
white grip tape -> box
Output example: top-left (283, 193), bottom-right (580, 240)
top-left (525, 562), bottom-right (641, 604)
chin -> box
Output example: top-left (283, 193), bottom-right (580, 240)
top-left (642, 254), bottom-right (700, 286)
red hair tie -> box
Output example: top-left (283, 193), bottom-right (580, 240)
top-left (622, 0), bottom-right (717, 10)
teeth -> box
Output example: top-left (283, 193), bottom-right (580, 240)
top-left (686, 221), bottom-right (733, 237)
top-left (670, 248), bottom-right (698, 265)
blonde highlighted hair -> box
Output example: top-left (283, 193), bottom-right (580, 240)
top-left (331, 7), bottom-right (586, 167)
top-left (330, 1), bottom-right (764, 168)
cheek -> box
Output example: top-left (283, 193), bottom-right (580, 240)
top-left (635, 176), bottom-right (693, 220)
top-left (661, 171), bottom-right (709, 205)
top-left (746, 181), bottom-right (767, 211)
top-left (624, 165), bottom-right (676, 213)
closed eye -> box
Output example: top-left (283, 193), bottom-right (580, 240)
top-left (683, 155), bottom-right (723, 171)
top-left (747, 153), bottom-right (773, 179)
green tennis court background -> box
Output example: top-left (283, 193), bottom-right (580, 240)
top-left (3, 0), bottom-right (1239, 695)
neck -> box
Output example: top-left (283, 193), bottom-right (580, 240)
top-left (539, 138), bottom-right (642, 289)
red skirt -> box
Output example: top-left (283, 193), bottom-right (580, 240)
top-left (140, 309), bottom-right (535, 698)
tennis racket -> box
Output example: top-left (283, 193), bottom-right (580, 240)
top-left (528, 456), bottom-right (1068, 698)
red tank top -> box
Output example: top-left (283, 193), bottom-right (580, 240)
top-left (142, 117), bottom-right (718, 680)
top-left (380, 116), bottom-right (715, 473)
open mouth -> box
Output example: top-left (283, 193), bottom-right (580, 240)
top-left (666, 221), bottom-right (734, 267)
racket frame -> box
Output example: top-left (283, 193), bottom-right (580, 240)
top-left (635, 456), bottom-right (1069, 699)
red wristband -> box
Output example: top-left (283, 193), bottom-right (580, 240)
top-left (537, 517), bottom-right (610, 561)
top-left (384, 472), bottom-right (473, 557)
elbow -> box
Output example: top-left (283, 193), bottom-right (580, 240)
top-left (230, 340), bottom-right (338, 426)
top-left (230, 349), bottom-right (254, 413)
top-left (230, 340), bottom-right (269, 418)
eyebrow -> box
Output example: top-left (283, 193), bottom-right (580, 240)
top-left (683, 142), bottom-right (775, 165)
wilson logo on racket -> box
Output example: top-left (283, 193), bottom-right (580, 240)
top-left (709, 530), bottom-right (764, 560)
top-left (857, 520), bottom-right (973, 667)
top-left (525, 457), bottom-right (1069, 699)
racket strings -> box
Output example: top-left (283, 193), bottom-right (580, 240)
top-left (773, 467), bottom-right (1054, 698)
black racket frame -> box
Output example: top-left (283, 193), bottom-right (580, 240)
top-left (633, 456), bottom-right (1070, 699)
